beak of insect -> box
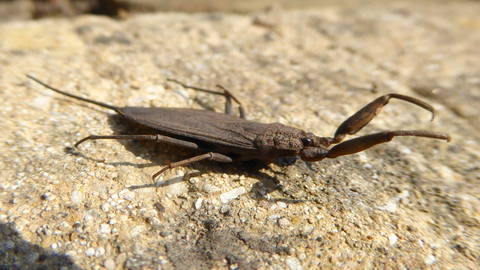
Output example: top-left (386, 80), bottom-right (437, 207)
top-left (300, 147), bottom-right (329, 162)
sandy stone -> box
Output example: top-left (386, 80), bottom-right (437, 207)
top-left (104, 258), bottom-right (116, 270)
top-left (1, 1), bottom-right (479, 269)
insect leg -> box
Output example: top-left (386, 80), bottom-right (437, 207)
top-left (215, 84), bottom-right (247, 119)
top-left (326, 130), bottom-right (451, 158)
top-left (152, 152), bottom-right (233, 180)
top-left (74, 134), bottom-right (199, 149)
top-left (167, 79), bottom-right (247, 119)
top-left (331, 94), bottom-right (436, 143)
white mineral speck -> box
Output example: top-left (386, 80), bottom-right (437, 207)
top-left (146, 85), bottom-right (165, 94)
top-left (286, 256), bottom-right (303, 270)
top-left (400, 146), bottom-right (413, 155)
top-left (278, 218), bottom-right (291, 228)
top-left (65, 250), bottom-right (77, 258)
top-left (118, 189), bottom-right (135, 201)
top-left (425, 254), bottom-right (436, 265)
top-left (277, 202), bottom-right (287, 209)
top-left (363, 163), bottom-right (373, 169)
top-left (58, 221), bottom-right (71, 231)
top-left (71, 190), bottom-right (84, 203)
top-left (377, 199), bottom-right (397, 213)
top-left (389, 234), bottom-right (398, 246)
top-left (101, 203), bottom-right (110, 212)
top-left (195, 198), bottom-right (203, 210)
top-left (85, 248), bottom-right (95, 257)
top-left (220, 187), bottom-right (246, 204)
top-left (100, 224), bottom-right (111, 234)
top-left (124, 191), bottom-right (135, 201)
top-left (96, 247), bottom-right (105, 257)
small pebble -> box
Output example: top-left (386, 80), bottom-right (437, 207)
top-left (202, 184), bottom-right (221, 193)
top-left (99, 192), bottom-right (108, 200)
top-left (85, 209), bottom-right (99, 221)
top-left (160, 231), bottom-right (172, 237)
top-left (71, 190), bottom-right (84, 203)
top-left (85, 248), bottom-right (95, 257)
top-left (167, 181), bottom-right (188, 195)
top-left (25, 252), bottom-right (40, 264)
top-left (425, 254), bottom-right (436, 265)
top-left (101, 203), bottom-right (110, 212)
top-left (4, 241), bottom-right (15, 249)
top-left (278, 218), bottom-right (291, 228)
top-left (277, 202), bottom-right (287, 209)
top-left (40, 235), bottom-right (54, 248)
top-left (286, 256), bottom-right (303, 270)
top-left (58, 221), bottom-right (71, 231)
top-left (220, 205), bottom-right (231, 214)
top-left (118, 189), bottom-right (135, 201)
top-left (100, 224), bottom-right (111, 234)
top-left (389, 234), bottom-right (398, 246)
top-left (195, 198), bottom-right (203, 210)
top-left (116, 253), bottom-right (128, 266)
top-left (377, 199), bottom-right (398, 213)
top-left (154, 202), bottom-right (165, 212)
top-left (104, 258), bottom-right (116, 270)
top-left (220, 187), bottom-right (246, 204)
top-left (96, 247), bottom-right (105, 257)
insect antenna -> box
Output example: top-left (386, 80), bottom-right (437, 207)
top-left (27, 74), bottom-right (120, 112)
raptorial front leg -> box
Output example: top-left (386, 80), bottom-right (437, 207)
top-left (332, 94), bottom-right (436, 143)
top-left (74, 134), bottom-right (199, 149)
top-left (152, 152), bottom-right (233, 180)
top-left (167, 79), bottom-right (247, 119)
top-left (327, 130), bottom-right (451, 159)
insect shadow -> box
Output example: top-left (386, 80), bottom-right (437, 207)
top-left (63, 109), bottom-right (288, 197)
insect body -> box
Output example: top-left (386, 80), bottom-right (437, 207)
top-left (27, 75), bottom-right (451, 179)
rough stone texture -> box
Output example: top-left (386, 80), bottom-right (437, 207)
top-left (1, 1), bottom-right (479, 269)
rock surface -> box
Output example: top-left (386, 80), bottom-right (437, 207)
top-left (1, 1), bottom-right (479, 269)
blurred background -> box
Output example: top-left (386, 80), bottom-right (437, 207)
top-left (0, 0), bottom-right (464, 21)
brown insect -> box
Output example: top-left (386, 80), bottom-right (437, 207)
top-left (28, 75), bottom-right (451, 179)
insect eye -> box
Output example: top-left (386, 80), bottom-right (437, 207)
top-left (301, 137), bottom-right (313, 147)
